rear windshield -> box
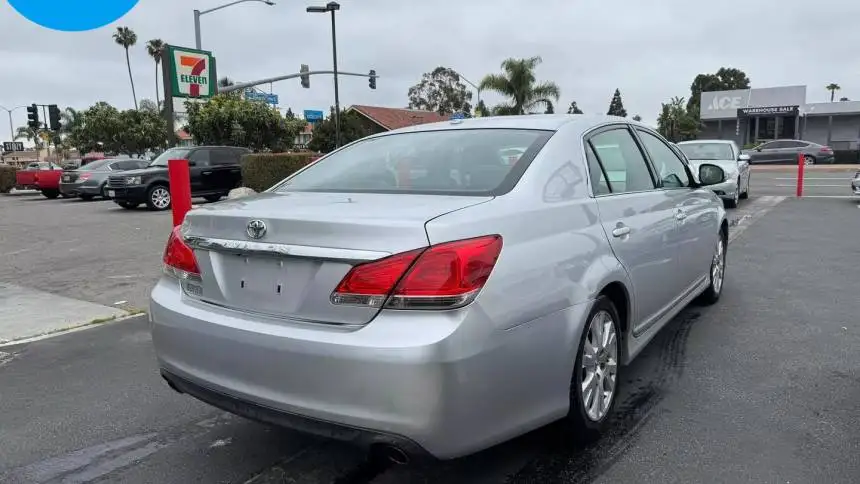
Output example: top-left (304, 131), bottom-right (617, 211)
top-left (274, 129), bottom-right (554, 196)
top-left (78, 159), bottom-right (113, 171)
top-left (678, 143), bottom-right (734, 160)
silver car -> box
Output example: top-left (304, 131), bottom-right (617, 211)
top-left (676, 140), bottom-right (751, 208)
top-left (851, 170), bottom-right (860, 195)
top-left (151, 115), bottom-right (730, 462)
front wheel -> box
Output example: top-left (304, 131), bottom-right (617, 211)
top-left (145, 185), bottom-right (171, 211)
top-left (696, 233), bottom-right (727, 306)
top-left (803, 155), bottom-right (815, 166)
top-left (724, 182), bottom-right (740, 208)
top-left (565, 295), bottom-right (622, 441)
top-left (740, 176), bottom-right (750, 199)
top-left (115, 201), bottom-right (139, 209)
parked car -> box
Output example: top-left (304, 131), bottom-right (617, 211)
top-left (14, 161), bottom-right (63, 191)
top-left (107, 146), bottom-right (250, 210)
top-left (151, 115), bottom-right (730, 462)
top-left (742, 139), bottom-right (834, 165)
top-left (60, 158), bottom-right (150, 200)
top-left (676, 140), bottom-right (751, 208)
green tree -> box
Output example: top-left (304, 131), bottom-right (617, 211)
top-left (66, 102), bottom-right (123, 154)
top-left (686, 67), bottom-right (751, 117)
top-left (113, 26), bottom-right (139, 109)
top-left (116, 108), bottom-right (168, 156)
top-left (138, 99), bottom-right (159, 113)
top-left (185, 95), bottom-right (304, 151)
top-left (145, 39), bottom-right (165, 107)
top-left (285, 108), bottom-right (295, 119)
top-left (606, 89), bottom-right (627, 117)
top-left (474, 100), bottom-right (490, 117)
top-left (566, 101), bottom-right (583, 114)
top-left (826, 83), bottom-right (841, 102)
top-left (632, 114), bottom-right (642, 122)
top-left (407, 67), bottom-right (473, 116)
top-left (15, 126), bottom-right (43, 152)
top-left (307, 108), bottom-right (372, 153)
top-left (479, 56), bottom-right (560, 115)
top-left (544, 101), bottom-right (554, 114)
top-left (657, 96), bottom-right (700, 142)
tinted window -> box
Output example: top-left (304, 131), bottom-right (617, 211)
top-left (762, 141), bottom-right (786, 149)
top-left (678, 142), bottom-right (735, 161)
top-left (211, 149), bottom-right (238, 166)
top-left (274, 129), bottom-right (553, 196)
top-left (189, 149), bottom-right (211, 167)
top-left (589, 128), bottom-right (655, 193)
top-left (78, 159), bottom-right (113, 171)
top-left (784, 141), bottom-right (807, 148)
top-left (638, 130), bottom-right (690, 188)
top-left (585, 143), bottom-right (611, 195)
top-left (148, 148), bottom-right (191, 167)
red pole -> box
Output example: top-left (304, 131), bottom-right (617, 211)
top-left (168, 158), bottom-right (192, 227)
top-left (796, 151), bottom-right (805, 197)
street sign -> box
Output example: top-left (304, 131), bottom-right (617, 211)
top-left (166, 45), bottom-right (217, 99)
top-left (3, 141), bottom-right (24, 152)
top-left (304, 110), bottom-right (324, 122)
top-left (244, 90), bottom-right (279, 105)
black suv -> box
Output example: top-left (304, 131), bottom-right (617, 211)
top-left (107, 146), bottom-right (250, 210)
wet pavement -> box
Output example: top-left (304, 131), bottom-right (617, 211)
top-left (1, 197), bottom-right (858, 483)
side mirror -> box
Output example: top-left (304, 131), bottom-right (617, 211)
top-left (738, 153), bottom-right (751, 162)
top-left (187, 161), bottom-right (197, 167)
top-left (699, 163), bottom-right (726, 186)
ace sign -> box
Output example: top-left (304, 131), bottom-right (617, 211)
top-left (166, 45), bottom-right (217, 99)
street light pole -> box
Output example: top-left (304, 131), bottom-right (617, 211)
top-left (194, 0), bottom-right (274, 50)
top-left (0, 105), bottom-right (25, 140)
top-left (451, 70), bottom-right (481, 114)
top-left (307, 2), bottom-right (341, 148)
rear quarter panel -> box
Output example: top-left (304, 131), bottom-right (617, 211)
top-left (34, 169), bottom-right (63, 189)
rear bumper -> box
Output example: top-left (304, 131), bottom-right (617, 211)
top-left (59, 181), bottom-right (101, 196)
top-left (108, 185), bottom-right (148, 203)
top-left (149, 277), bottom-right (586, 459)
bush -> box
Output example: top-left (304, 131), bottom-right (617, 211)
top-left (0, 165), bottom-right (17, 193)
top-left (240, 153), bottom-right (317, 192)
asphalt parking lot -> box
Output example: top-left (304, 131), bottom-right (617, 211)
top-left (749, 164), bottom-right (858, 198)
top-left (1, 189), bottom-right (858, 483)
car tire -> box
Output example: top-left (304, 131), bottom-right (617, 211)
top-left (145, 184), bottom-right (171, 211)
top-left (60, 193), bottom-right (74, 199)
top-left (724, 183), bottom-right (739, 208)
top-left (696, 232), bottom-right (727, 306)
top-left (803, 155), bottom-right (815, 166)
top-left (116, 201), bottom-right (139, 209)
top-left (204, 194), bottom-right (222, 203)
top-left (79, 194), bottom-right (94, 201)
top-left (41, 190), bottom-right (59, 199)
top-left (740, 176), bottom-right (750, 200)
top-left (101, 184), bottom-right (110, 199)
top-left (564, 295), bottom-right (622, 442)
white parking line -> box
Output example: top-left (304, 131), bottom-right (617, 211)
top-left (728, 196), bottom-right (786, 244)
top-left (775, 184), bottom-right (845, 187)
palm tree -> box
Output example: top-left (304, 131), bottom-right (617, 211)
top-left (146, 39), bottom-right (165, 107)
top-left (15, 126), bottom-right (44, 158)
top-left (478, 56), bottom-right (560, 115)
top-left (826, 83), bottom-right (841, 102)
top-left (113, 26), bottom-right (139, 109)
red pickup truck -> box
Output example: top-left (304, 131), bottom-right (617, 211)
top-left (33, 167), bottom-right (67, 198)
top-left (15, 162), bottom-right (63, 194)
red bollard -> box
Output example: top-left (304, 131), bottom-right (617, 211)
top-left (796, 151), bottom-right (805, 197)
top-left (168, 158), bottom-right (192, 227)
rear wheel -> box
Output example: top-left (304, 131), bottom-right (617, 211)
top-left (41, 190), bottom-right (59, 199)
top-left (79, 194), bottom-right (94, 201)
top-left (116, 201), bottom-right (139, 209)
top-left (204, 194), bottom-right (222, 203)
top-left (565, 295), bottom-right (621, 441)
top-left (803, 154), bottom-right (815, 166)
top-left (146, 185), bottom-right (171, 211)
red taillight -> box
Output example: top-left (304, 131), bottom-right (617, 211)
top-left (163, 226), bottom-right (201, 281)
top-left (331, 235), bottom-right (503, 310)
top-left (820, 146), bottom-right (833, 153)
top-left (78, 172), bottom-right (91, 181)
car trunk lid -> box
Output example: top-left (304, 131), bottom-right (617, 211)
top-left (181, 191), bottom-right (492, 325)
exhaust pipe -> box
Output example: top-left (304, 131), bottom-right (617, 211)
top-left (373, 444), bottom-right (410, 465)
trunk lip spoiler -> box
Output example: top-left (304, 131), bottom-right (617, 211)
top-left (183, 235), bottom-right (391, 263)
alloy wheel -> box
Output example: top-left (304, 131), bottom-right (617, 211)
top-left (581, 310), bottom-right (618, 422)
top-left (151, 187), bottom-right (171, 209)
top-left (803, 155), bottom-right (815, 166)
top-left (711, 238), bottom-right (726, 295)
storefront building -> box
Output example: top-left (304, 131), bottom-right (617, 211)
top-left (699, 85), bottom-right (860, 150)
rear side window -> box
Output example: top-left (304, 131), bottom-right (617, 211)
top-left (275, 129), bottom-right (554, 196)
top-left (189, 149), bottom-right (211, 167)
top-left (588, 128), bottom-right (655, 194)
top-left (211, 149), bottom-right (238, 166)
top-left (585, 143), bottom-right (611, 195)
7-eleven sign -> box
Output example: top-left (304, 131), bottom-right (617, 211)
top-left (166, 45), bottom-right (217, 99)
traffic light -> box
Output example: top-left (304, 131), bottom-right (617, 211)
top-left (300, 64), bottom-right (310, 89)
top-left (368, 69), bottom-right (376, 90)
top-left (48, 104), bottom-right (61, 131)
top-left (27, 104), bottom-right (39, 129)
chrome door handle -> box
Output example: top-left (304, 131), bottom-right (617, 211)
top-left (611, 226), bottom-right (631, 237)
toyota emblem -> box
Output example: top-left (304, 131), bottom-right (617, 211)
top-left (246, 219), bottom-right (267, 239)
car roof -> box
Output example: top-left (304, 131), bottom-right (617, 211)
top-left (378, 114), bottom-right (634, 136)
top-left (677, 139), bottom-right (735, 145)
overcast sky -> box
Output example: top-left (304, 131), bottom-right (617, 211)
top-left (2, 0), bottom-right (859, 136)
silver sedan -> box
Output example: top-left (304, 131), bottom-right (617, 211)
top-left (150, 115), bottom-right (730, 462)
top-left (676, 140), bottom-right (751, 208)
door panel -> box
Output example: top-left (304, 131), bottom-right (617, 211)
top-left (188, 149), bottom-right (213, 193)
